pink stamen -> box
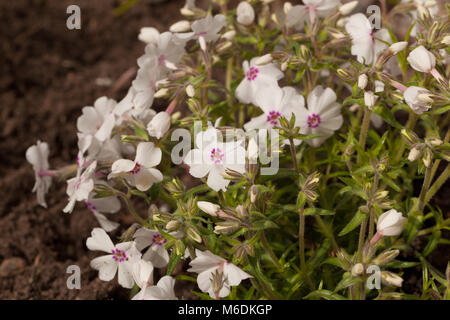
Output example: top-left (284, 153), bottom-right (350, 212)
top-left (152, 233), bottom-right (168, 246)
top-left (85, 200), bottom-right (97, 213)
top-left (158, 54), bottom-right (166, 66)
top-left (246, 67), bottom-right (259, 81)
top-left (266, 110), bottom-right (281, 126)
top-left (210, 148), bottom-right (224, 164)
top-left (111, 248), bottom-right (127, 262)
top-left (129, 162), bottom-right (141, 175)
top-left (307, 113), bottom-right (321, 128)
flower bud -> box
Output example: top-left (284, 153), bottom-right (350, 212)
top-left (186, 226), bottom-right (202, 243)
top-left (351, 263), bottom-right (364, 277)
top-left (197, 201), bottom-right (220, 216)
top-left (389, 42), bottom-right (408, 55)
top-left (254, 54), bottom-right (273, 66)
top-left (373, 249), bottom-right (400, 266)
top-left (423, 148), bottom-right (432, 167)
top-left (138, 27), bottom-right (160, 44)
top-left (169, 20), bottom-right (191, 33)
top-left (428, 137), bottom-right (443, 146)
top-left (166, 220), bottom-right (179, 231)
top-left (283, 2), bottom-right (293, 14)
top-left (401, 128), bottom-right (420, 145)
top-left (337, 68), bottom-right (353, 82)
top-left (235, 205), bottom-right (249, 219)
top-left (364, 91), bottom-right (376, 110)
top-left (222, 30), bottom-right (236, 41)
top-left (216, 40), bottom-right (232, 53)
top-left (174, 239), bottom-right (185, 256)
top-left (237, 2), bottom-right (255, 26)
top-left (381, 271), bottom-right (403, 287)
top-left (442, 35), bottom-right (450, 46)
top-left (249, 185), bottom-right (259, 203)
top-left (247, 137), bottom-right (259, 163)
top-left (186, 84), bottom-right (195, 98)
top-left (408, 147), bottom-right (422, 162)
top-left (154, 88), bottom-right (169, 98)
top-left (147, 111), bottom-right (171, 139)
top-left (339, 1), bottom-right (358, 16)
top-left (377, 209), bottom-right (406, 237)
top-left (358, 74), bottom-right (368, 90)
top-left (180, 7), bottom-right (195, 17)
top-left (407, 46), bottom-right (436, 73)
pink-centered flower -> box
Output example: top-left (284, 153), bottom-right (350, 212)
top-left (108, 142), bottom-right (163, 192)
top-left (63, 161), bottom-right (97, 213)
top-left (188, 249), bottom-right (252, 299)
top-left (133, 227), bottom-right (173, 268)
top-left (235, 57), bottom-right (284, 105)
top-left (86, 228), bottom-right (141, 288)
top-left (296, 86), bottom-right (343, 147)
top-left (183, 127), bottom-right (246, 192)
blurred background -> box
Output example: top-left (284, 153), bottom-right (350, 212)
top-left (0, 0), bottom-right (448, 299)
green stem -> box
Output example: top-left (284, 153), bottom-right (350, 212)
top-left (119, 193), bottom-right (149, 227)
top-left (289, 138), bottom-right (299, 173)
top-left (418, 164), bottom-right (433, 213)
top-left (357, 108), bottom-right (372, 164)
top-left (260, 231), bottom-right (283, 271)
top-left (394, 112), bottom-right (418, 163)
top-left (425, 164), bottom-right (449, 204)
top-left (299, 206), bottom-right (314, 290)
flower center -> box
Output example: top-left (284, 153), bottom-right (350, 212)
top-left (158, 54), bottom-right (165, 66)
top-left (266, 110), bottom-right (281, 126)
top-left (307, 113), bottom-right (321, 128)
top-left (111, 248), bottom-right (127, 262)
top-left (85, 200), bottom-right (97, 213)
top-left (370, 30), bottom-right (375, 43)
top-left (152, 233), bottom-right (168, 246)
top-left (246, 66), bottom-right (259, 81)
top-left (210, 147), bottom-right (224, 164)
top-left (129, 162), bottom-right (141, 175)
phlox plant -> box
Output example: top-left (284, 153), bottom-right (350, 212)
top-left (26, 0), bottom-right (450, 300)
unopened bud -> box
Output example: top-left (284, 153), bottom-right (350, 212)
top-left (197, 201), bottom-right (220, 216)
top-left (417, 93), bottom-right (434, 104)
top-left (423, 148), bottom-right (432, 167)
top-left (235, 205), bottom-right (249, 219)
top-left (186, 226), bottom-right (202, 243)
top-left (364, 91), bottom-right (376, 109)
top-left (389, 42), bottom-right (408, 55)
top-left (222, 30), bottom-right (236, 41)
top-left (358, 74), bottom-right (368, 90)
top-left (154, 88), bottom-right (169, 98)
top-left (442, 35), bottom-right (450, 46)
top-left (249, 185), bottom-right (259, 203)
top-left (428, 137), bottom-right (443, 146)
top-left (381, 271), bottom-right (403, 287)
top-left (255, 54), bottom-right (273, 66)
top-left (166, 220), bottom-right (179, 231)
top-left (351, 263), bottom-right (364, 277)
top-left (180, 7), bottom-right (195, 17)
top-left (339, 1), bottom-right (358, 16)
top-left (408, 147), bottom-right (422, 162)
top-left (186, 84), bottom-right (195, 97)
top-left (373, 249), bottom-right (400, 266)
top-left (169, 20), bottom-right (191, 33)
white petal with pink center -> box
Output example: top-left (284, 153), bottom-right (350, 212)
top-left (87, 228), bottom-right (142, 288)
top-left (108, 142), bottom-right (163, 191)
top-left (296, 86), bottom-right (343, 147)
top-left (26, 140), bottom-right (52, 208)
top-left (188, 249), bottom-right (252, 299)
top-left (63, 161), bottom-right (97, 213)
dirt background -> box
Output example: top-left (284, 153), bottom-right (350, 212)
top-left (0, 0), bottom-right (448, 300)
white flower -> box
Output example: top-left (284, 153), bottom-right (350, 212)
top-left (244, 86), bottom-right (305, 132)
top-left (137, 32), bottom-right (186, 75)
top-left (235, 57), bottom-right (284, 105)
top-left (304, 0), bottom-right (341, 18)
top-left (175, 14), bottom-right (226, 45)
top-left (86, 184), bottom-right (121, 232)
top-left (114, 87), bottom-right (157, 123)
top-left (170, 20), bottom-right (191, 33)
top-left (403, 86), bottom-right (432, 114)
top-left (296, 86), bottom-right (343, 147)
top-left (108, 142), bottom-right (163, 191)
top-left (188, 249), bottom-right (252, 299)
top-left (63, 161), bottom-right (97, 213)
top-left (133, 275), bottom-right (177, 300)
top-left (86, 228), bottom-right (141, 288)
top-left (133, 228), bottom-right (171, 268)
top-left (389, 41), bottom-right (408, 55)
top-left (138, 27), bottom-right (160, 44)
top-left (26, 141), bottom-right (52, 208)
top-left (285, 5), bottom-right (308, 30)
top-left (345, 13), bottom-right (389, 65)
top-left (147, 111), bottom-right (171, 139)
top-left (77, 96), bottom-right (116, 144)
top-left (132, 259), bottom-right (154, 290)
top-left (237, 2), bottom-right (255, 26)
top-left (377, 209), bottom-right (407, 236)
top-left (407, 46), bottom-right (436, 73)
top-left (183, 127), bottom-right (246, 192)
top-left (132, 58), bottom-right (162, 110)
top-left (401, 0), bottom-right (438, 36)
top-left (197, 201), bottom-right (221, 216)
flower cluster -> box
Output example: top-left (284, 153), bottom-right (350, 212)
top-left (26, 0), bottom-right (449, 300)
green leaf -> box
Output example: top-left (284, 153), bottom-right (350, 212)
top-left (304, 208), bottom-right (335, 216)
top-left (334, 275), bottom-right (361, 293)
top-left (252, 220), bottom-right (279, 230)
top-left (133, 124), bottom-right (149, 141)
top-left (339, 210), bottom-right (367, 237)
top-left (304, 290), bottom-right (346, 300)
top-left (166, 251), bottom-right (181, 276)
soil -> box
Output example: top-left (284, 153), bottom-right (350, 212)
top-left (0, 0), bottom-right (448, 300)
top-left (0, 0), bottom-right (189, 299)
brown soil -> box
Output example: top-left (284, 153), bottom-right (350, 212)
top-left (0, 0), bottom-right (186, 299)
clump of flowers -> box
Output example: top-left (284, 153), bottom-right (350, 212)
top-left (26, 0), bottom-right (450, 300)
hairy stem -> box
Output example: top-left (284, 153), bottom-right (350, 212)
top-left (357, 107), bottom-right (372, 164)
